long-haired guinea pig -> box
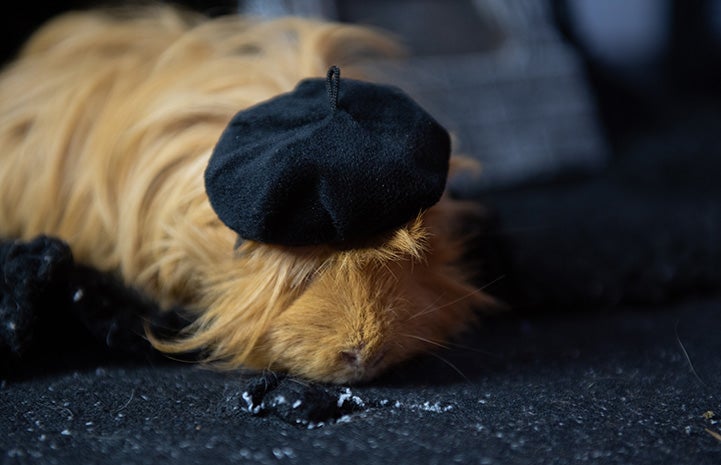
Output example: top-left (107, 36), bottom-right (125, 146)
top-left (0, 6), bottom-right (494, 383)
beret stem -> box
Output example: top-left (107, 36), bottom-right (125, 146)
top-left (325, 66), bottom-right (340, 113)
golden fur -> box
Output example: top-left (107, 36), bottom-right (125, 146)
top-left (0, 6), bottom-right (491, 383)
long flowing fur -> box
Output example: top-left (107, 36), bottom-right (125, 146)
top-left (0, 6), bottom-right (492, 383)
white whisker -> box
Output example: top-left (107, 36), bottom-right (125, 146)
top-left (401, 333), bottom-right (450, 350)
top-left (410, 292), bottom-right (447, 319)
top-left (441, 340), bottom-right (500, 357)
top-left (424, 350), bottom-right (469, 382)
top-left (408, 274), bottom-right (505, 320)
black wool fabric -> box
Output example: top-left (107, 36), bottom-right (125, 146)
top-left (0, 236), bottom-right (185, 377)
top-left (0, 236), bottom-right (73, 357)
top-left (205, 67), bottom-right (451, 246)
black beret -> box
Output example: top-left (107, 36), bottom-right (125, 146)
top-left (205, 66), bottom-right (450, 246)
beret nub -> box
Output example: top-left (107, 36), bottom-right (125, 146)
top-left (205, 66), bottom-right (451, 246)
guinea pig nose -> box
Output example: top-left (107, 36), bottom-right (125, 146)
top-left (339, 349), bottom-right (361, 367)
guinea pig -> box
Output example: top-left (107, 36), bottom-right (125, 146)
top-left (0, 6), bottom-right (494, 383)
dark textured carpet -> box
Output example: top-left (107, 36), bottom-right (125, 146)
top-left (2, 299), bottom-right (720, 464)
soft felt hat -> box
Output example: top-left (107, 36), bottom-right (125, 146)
top-left (205, 66), bottom-right (451, 246)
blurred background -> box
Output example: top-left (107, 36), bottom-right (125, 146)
top-left (3, 0), bottom-right (721, 193)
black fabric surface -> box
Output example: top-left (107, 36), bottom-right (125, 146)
top-left (206, 67), bottom-right (450, 246)
top-left (2, 299), bottom-right (720, 464)
top-left (480, 111), bottom-right (721, 312)
top-left (0, 236), bottom-right (188, 378)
